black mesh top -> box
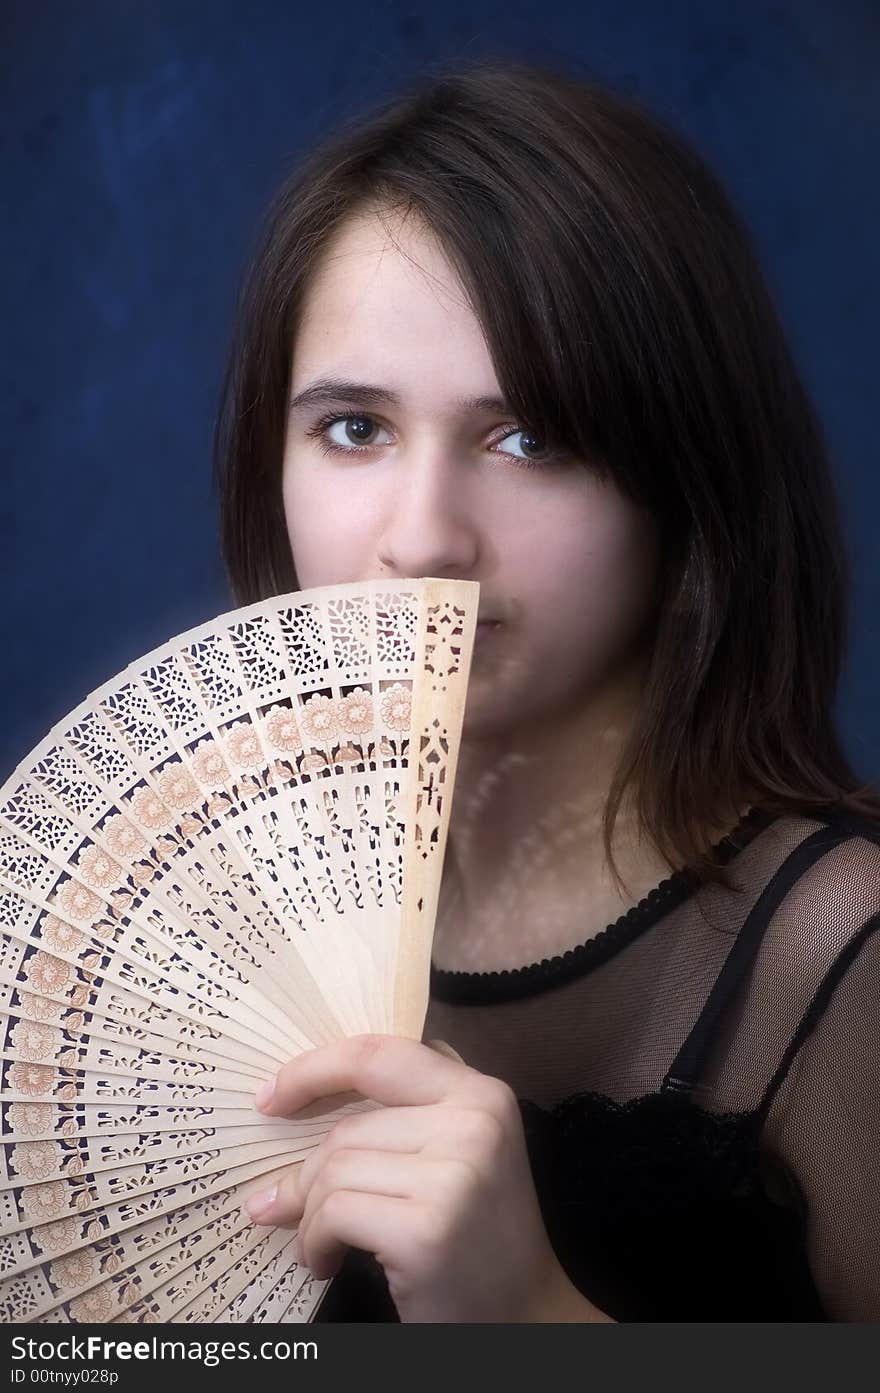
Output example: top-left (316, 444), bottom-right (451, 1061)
top-left (315, 804), bottom-right (880, 1322)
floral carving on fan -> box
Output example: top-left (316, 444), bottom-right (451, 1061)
top-left (129, 787), bottom-right (174, 831)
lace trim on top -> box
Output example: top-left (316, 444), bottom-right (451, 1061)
top-left (429, 806), bottom-right (778, 1005)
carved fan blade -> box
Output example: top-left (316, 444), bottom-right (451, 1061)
top-left (0, 577), bottom-right (478, 1323)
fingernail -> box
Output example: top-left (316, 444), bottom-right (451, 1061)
top-left (245, 1184), bottom-right (278, 1220)
top-left (254, 1077), bottom-right (276, 1112)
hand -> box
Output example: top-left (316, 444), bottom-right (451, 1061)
top-left (244, 1033), bottom-right (600, 1322)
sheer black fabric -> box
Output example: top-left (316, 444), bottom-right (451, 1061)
top-left (314, 805), bottom-right (880, 1322)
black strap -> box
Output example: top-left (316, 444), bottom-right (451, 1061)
top-left (660, 819), bottom-right (858, 1096)
top-left (752, 906), bottom-right (880, 1125)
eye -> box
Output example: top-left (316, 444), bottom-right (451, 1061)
top-left (492, 428), bottom-right (550, 465)
top-left (308, 414), bottom-right (392, 454)
top-left (305, 412), bottom-right (557, 470)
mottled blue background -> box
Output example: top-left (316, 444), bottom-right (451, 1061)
top-left (1, 1), bottom-right (877, 783)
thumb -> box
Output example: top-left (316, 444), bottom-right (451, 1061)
top-left (426, 1038), bottom-right (466, 1064)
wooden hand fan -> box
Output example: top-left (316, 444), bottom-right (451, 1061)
top-left (0, 576), bottom-right (478, 1324)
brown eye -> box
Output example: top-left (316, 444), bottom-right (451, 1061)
top-left (332, 416), bottom-right (382, 447)
top-left (305, 413), bottom-right (392, 457)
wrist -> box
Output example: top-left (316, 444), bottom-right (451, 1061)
top-left (526, 1255), bottom-right (616, 1323)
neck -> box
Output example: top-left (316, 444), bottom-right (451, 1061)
top-left (434, 658), bottom-right (753, 973)
top-left (434, 657), bottom-right (665, 970)
top-left (447, 701), bottom-right (635, 896)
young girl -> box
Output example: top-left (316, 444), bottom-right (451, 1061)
top-left (212, 59), bottom-right (880, 1322)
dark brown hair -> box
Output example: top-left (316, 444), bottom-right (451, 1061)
top-left (213, 57), bottom-right (880, 891)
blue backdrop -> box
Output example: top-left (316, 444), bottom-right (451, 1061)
top-left (2, 0), bottom-right (878, 784)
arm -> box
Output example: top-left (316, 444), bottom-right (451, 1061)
top-left (767, 909), bottom-right (880, 1321)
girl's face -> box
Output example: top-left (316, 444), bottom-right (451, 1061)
top-left (282, 207), bottom-right (661, 738)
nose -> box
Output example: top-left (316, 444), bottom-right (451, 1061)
top-left (377, 447), bottom-right (481, 579)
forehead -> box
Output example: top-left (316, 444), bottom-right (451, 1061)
top-left (303, 206), bottom-right (468, 314)
top-left (291, 208), bottom-right (498, 401)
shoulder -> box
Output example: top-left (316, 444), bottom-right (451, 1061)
top-left (751, 807), bottom-right (880, 1012)
top-left (760, 806), bottom-right (880, 935)
top-left (753, 810), bottom-right (879, 1154)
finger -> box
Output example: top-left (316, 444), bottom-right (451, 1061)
top-left (238, 1164), bottom-right (291, 1217)
top-left (295, 1100), bottom-right (500, 1200)
top-left (299, 1152), bottom-right (463, 1268)
top-left (426, 1039), bottom-right (466, 1064)
top-left (294, 1106), bottom-right (428, 1199)
top-left (299, 1148), bottom-right (427, 1233)
top-left (244, 1160), bottom-right (305, 1226)
top-left (267, 1090), bottom-right (370, 1121)
top-left (257, 1034), bottom-right (475, 1118)
top-left (296, 1190), bottom-right (418, 1279)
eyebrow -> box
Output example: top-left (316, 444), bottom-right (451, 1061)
top-left (288, 378), bottom-right (512, 416)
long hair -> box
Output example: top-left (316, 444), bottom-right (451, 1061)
top-left (213, 57), bottom-right (880, 892)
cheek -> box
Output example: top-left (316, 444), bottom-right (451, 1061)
top-left (281, 466), bottom-right (371, 585)
top-left (532, 504), bottom-right (661, 664)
